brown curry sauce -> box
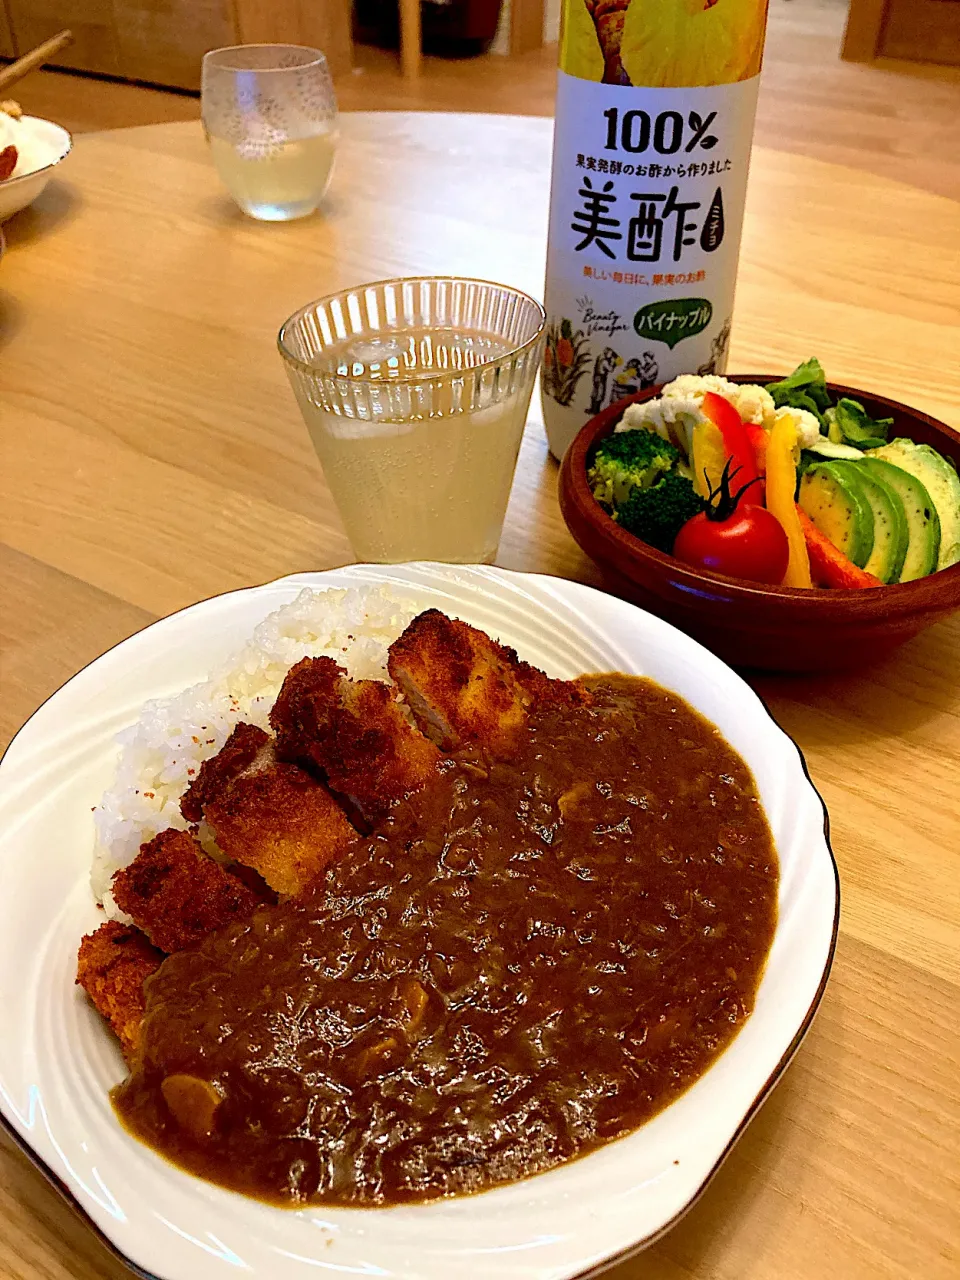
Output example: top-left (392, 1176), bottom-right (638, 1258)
top-left (114, 676), bottom-right (778, 1205)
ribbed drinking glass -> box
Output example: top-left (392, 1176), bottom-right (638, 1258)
top-left (278, 277), bottom-right (545, 564)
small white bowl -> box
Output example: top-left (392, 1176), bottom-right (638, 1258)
top-left (0, 114), bottom-right (72, 221)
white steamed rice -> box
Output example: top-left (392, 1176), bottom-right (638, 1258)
top-left (92, 586), bottom-right (418, 914)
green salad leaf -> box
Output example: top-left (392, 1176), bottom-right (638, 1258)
top-left (765, 358), bottom-right (832, 425)
top-left (825, 398), bottom-right (894, 451)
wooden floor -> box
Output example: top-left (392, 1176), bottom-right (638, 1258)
top-left (9, 0), bottom-right (960, 199)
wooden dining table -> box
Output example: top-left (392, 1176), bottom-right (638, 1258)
top-left (1, 112), bottom-right (958, 1280)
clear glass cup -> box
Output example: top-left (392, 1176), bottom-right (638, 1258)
top-left (278, 277), bottom-right (546, 564)
top-left (201, 44), bottom-right (338, 222)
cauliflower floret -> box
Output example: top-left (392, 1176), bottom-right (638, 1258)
top-left (662, 373), bottom-right (739, 401)
top-left (618, 394), bottom-right (704, 459)
top-left (617, 373), bottom-right (777, 458)
top-left (665, 375), bottom-right (775, 427)
top-left (773, 405), bottom-right (822, 449)
top-left (732, 383), bottom-right (777, 429)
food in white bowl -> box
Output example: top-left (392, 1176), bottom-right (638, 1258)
top-left (1, 100), bottom-right (49, 178)
top-left (0, 565), bottom-right (837, 1279)
top-left (0, 101), bottom-right (71, 221)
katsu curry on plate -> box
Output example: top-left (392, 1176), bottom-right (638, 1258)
top-left (0, 564), bottom-right (838, 1280)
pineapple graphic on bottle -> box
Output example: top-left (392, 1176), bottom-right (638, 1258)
top-left (542, 0), bottom-right (770, 458)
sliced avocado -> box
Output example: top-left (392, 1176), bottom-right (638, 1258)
top-left (859, 458), bottom-right (940, 582)
top-left (826, 461), bottom-right (907, 583)
top-left (806, 438), bottom-right (867, 461)
top-left (869, 439), bottom-right (960, 570)
top-left (799, 463), bottom-right (874, 568)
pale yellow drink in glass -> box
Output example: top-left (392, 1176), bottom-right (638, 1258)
top-left (201, 44), bottom-right (338, 222)
top-left (207, 131), bottom-right (337, 222)
top-left (278, 279), bottom-right (545, 566)
top-left (295, 330), bottom-right (532, 564)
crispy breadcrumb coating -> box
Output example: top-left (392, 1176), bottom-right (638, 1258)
top-left (387, 610), bottom-right (584, 756)
top-left (204, 763), bottom-right (360, 897)
top-left (270, 657), bottom-right (441, 824)
top-left (269, 655), bottom-right (343, 769)
top-left (111, 829), bottom-right (267, 952)
top-left (76, 921), bottom-right (163, 1060)
top-left (80, 614), bottom-right (589, 1059)
top-left (181, 722), bottom-right (270, 823)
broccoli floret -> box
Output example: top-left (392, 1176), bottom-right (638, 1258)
top-left (616, 472), bottom-right (705, 553)
top-left (588, 429), bottom-right (681, 510)
top-left (587, 428), bottom-right (700, 552)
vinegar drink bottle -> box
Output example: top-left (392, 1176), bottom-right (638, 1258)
top-left (542, 0), bottom-right (770, 458)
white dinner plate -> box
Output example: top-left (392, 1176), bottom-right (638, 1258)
top-left (0, 563), bottom-right (838, 1280)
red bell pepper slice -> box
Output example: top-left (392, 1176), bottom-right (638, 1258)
top-left (743, 423), bottom-right (768, 501)
top-left (744, 423), bottom-right (768, 475)
top-left (796, 506), bottom-right (883, 589)
top-left (701, 393), bottom-right (761, 504)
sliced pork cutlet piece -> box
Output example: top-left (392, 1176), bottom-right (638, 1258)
top-left (269, 655), bottom-right (343, 772)
top-left (327, 677), bottom-right (442, 823)
top-left (112, 828), bottom-right (268, 953)
top-left (270, 656), bottom-right (442, 825)
top-left (179, 718), bottom-right (361, 897)
top-left (203, 763), bottom-right (361, 897)
top-left (387, 609), bottom-right (582, 756)
top-left (180, 721), bottom-right (271, 823)
top-left (76, 921), bottom-right (164, 1061)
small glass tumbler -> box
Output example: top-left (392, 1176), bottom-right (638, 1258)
top-left (201, 44), bottom-right (338, 222)
top-left (278, 277), bottom-right (546, 564)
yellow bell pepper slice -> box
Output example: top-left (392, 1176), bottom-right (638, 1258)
top-left (690, 420), bottom-right (729, 499)
top-left (765, 412), bottom-right (812, 587)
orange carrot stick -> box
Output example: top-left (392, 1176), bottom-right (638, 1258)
top-left (796, 506), bottom-right (883, 589)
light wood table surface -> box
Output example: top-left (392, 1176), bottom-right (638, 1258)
top-left (1, 113), bottom-right (958, 1280)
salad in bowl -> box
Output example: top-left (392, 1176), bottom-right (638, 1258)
top-left (588, 359), bottom-right (960, 591)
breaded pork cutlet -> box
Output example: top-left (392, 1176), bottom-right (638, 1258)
top-left (180, 721), bottom-right (361, 897)
top-left (204, 765), bottom-right (361, 897)
top-left (111, 828), bottom-right (269, 953)
top-left (268, 655), bottom-right (343, 766)
top-left (180, 721), bottom-right (270, 823)
top-left (76, 921), bottom-right (163, 1060)
top-left (270, 657), bottom-right (442, 825)
top-left (387, 610), bottom-right (582, 756)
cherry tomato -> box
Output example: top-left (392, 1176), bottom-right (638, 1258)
top-left (674, 504), bottom-right (790, 585)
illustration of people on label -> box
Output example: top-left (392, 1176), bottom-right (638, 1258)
top-left (543, 318), bottom-right (592, 406)
top-left (696, 319), bottom-right (731, 375)
top-left (610, 351), bottom-right (659, 401)
top-left (588, 347), bottom-right (623, 414)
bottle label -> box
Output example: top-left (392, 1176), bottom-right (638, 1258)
top-left (541, 0), bottom-right (769, 457)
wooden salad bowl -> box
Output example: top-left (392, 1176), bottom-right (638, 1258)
top-left (558, 376), bottom-right (960, 672)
